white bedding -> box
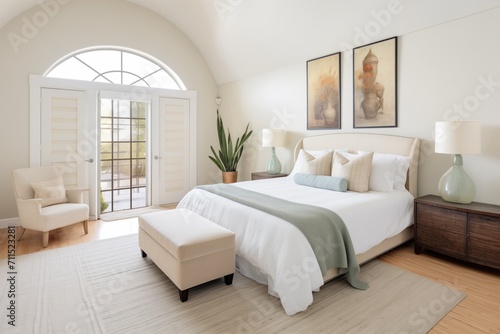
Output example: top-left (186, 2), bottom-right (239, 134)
top-left (177, 176), bottom-right (414, 315)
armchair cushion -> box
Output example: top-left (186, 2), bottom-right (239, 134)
top-left (31, 177), bottom-right (69, 207)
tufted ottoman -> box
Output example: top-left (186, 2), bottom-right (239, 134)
top-left (138, 209), bottom-right (235, 302)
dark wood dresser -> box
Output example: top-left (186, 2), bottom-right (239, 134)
top-left (414, 194), bottom-right (500, 269)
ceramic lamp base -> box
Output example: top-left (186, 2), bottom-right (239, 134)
top-left (267, 147), bottom-right (282, 175)
top-left (438, 154), bottom-right (475, 204)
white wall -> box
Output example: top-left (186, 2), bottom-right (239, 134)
top-left (219, 7), bottom-right (500, 205)
top-left (0, 0), bottom-right (218, 219)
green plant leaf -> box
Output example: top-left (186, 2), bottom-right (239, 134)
top-left (208, 110), bottom-right (253, 172)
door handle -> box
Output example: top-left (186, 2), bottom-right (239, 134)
top-left (85, 158), bottom-right (94, 163)
top-left (154, 156), bottom-right (161, 160)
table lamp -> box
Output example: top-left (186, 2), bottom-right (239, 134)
top-left (262, 128), bottom-right (285, 174)
top-left (435, 120), bottom-right (481, 204)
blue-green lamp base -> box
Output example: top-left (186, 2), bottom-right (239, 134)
top-left (267, 147), bottom-right (282, 174)
top-left (438, 154), bottom-right (476, 204)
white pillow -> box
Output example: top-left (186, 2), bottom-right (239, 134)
top-left (289, 149), bottom-right (333, 176)
top-left (31, 177), bottom-right (68, 207)
top-left (331, 151), bottom-right (373, 192)
top-left (368, 153), bottom-right (399, 192)
top-left (359, 151), bottom-right (411, 192)
top-left (393, 156), bottom-right (411, 190)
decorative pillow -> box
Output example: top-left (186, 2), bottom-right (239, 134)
top-left (331, 151), bottom-right (373, 192)
top-left (289, 149), bottom-right (333, 176)
top-left (293, 173), bottom-right (348, 192)
top-left (31, 177), bottom-right (68, 207)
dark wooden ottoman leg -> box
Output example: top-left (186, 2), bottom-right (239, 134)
top-left (179, 289), bottom-right (189, 302)
top-left (141, 249), bottom-right (147, 258)
top-left (224, 273), bottom-right (234, 285)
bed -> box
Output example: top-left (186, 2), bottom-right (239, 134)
top-left (178, 133), bottom-right (420, 315)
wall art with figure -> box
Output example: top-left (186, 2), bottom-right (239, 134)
top-left (307, 52), bottom-right (341, 129)
top-left (353, 37), bottom-right (397, 128)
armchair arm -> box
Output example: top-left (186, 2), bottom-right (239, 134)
top-left (66, 188), bottom-right (90, 204)
top-left (16, 198), bottom-right (43, 229)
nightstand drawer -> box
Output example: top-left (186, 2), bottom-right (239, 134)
top-left (416, 228), bottom-right (466, 257)
top-left (416, 204), bottom-right (466, 235)
top-left (469, 214), bottom-right (500, 265)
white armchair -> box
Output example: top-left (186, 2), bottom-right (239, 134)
top-left (12, 166), bottom-right (89, 248)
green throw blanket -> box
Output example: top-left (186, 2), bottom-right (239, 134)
top-left (196, 184), bottom-right (368, 290)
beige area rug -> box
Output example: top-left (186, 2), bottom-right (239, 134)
top-left (100, 206), bottom-right (166, 221)
top-left (0, 235), bottom-right (465, 334)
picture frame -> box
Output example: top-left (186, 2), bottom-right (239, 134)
top-left (307, 52), bottom-right (341, 129)
top-left (353, 37), bottom-right (397, 128)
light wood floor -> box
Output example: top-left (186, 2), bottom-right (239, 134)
top-left (1, 218), bottom-right (499, 333)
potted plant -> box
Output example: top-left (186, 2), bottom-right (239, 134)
top-left (209, 110), bottom-right (252, 183)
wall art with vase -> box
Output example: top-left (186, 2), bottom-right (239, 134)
top-left (353, 37), bottom-right (397, 128)
top-left (307, 52), bottom-right (341, 130)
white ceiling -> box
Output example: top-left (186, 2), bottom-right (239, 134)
top-left (2, 0), bottom-right (500, 84)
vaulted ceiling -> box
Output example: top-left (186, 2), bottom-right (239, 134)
top-left (2, 0), bottom-right (500, 84)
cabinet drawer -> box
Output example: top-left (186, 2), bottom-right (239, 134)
top-left (416, 204), bottom-right (467, 235)
top-left (468, 214), bottom-right (500, 265)
top-left (416, 227), bottom-right (466, 257)
top-left (415, 203), bottom-right (467, 257)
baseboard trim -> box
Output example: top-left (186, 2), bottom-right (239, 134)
top-left (0, 217), bottom-right (20, 229)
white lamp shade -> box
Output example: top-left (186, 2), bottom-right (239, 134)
top-left (262, 128), bottom-right (286, 147)
top-left (435, 121), bottom-right (481, 154)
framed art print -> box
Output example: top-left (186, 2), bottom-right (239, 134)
top-left (307, 52), bottom-right (341, 129)
top-left (353, 37), bottom-right (397, 128)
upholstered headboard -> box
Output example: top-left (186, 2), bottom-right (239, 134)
top-left (294, 133), bottom-right (420, 197)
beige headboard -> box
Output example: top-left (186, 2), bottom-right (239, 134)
top-left (294, 133), bottom-right (420, 197)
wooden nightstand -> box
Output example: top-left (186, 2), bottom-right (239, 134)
top-left (251, 172), bottom-right (288, 180)
top-left (414, 194), bottom-right (500, 269)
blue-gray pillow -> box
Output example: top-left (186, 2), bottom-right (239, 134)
top-left (293, 173), bottom-right (348, 192)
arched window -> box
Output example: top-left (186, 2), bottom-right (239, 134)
top-left (45, 47), bottom-right (185, 90)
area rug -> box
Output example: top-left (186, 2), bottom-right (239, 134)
top-left (100, 206), bottom-right (166, 221)
top-left (0, 235), bottom-right (465, 333)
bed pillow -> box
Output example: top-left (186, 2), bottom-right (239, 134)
top-left (359, 151), bottom-right (411, 191)
top-left (31, 177), bottom-right (68, 207)
top-left (331, 151), bottom-right (373, 192)
top-left (289, 149), bottom-right (333, 176)
top-left (369, 153), bottom-right (401, 192)
top-left (393, 156), bottom-right (411, 190)
top-left (293, 173), bottom-right (348, 192)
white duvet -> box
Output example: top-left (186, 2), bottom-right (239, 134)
top-left (177, 177), bottom-right (414, 315)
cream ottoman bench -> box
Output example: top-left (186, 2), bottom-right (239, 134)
top-left (138, 209), bottom-right (235, 302)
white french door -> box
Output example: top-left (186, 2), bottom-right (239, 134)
top-left (34, 88), bottom-right (98, 218)
top-left (40, 88), bottom-right (88, 187)
top-left (151, 97), bottom-right (191, 205)
top-left (30, 75), bottom-right (197, 220)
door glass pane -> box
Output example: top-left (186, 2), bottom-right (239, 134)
top-left (101, 191), bottom-right (112, 213)
top-left (132, 101), bottom-right (147, 118)
top-left (132, 143), bottom-right (146, 159)
top-left (112, 189), bottom-right (130, 211)
top-left (101, 99), bottom-right (112, 117)
top-left (132, 187), bottom-right (146, 209)
top-left (101, 119), bottom-right (112, 142)
top-left (114, 160), bottom-right (131, 189)
top-left (113, 143), bottom-right (130, 160)
top-left (132, 120), bottom-right (145, 142)
top-left (115, 119), bottom-right (130, 142)
top-left (100, 98), bottom-right (148, 213)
